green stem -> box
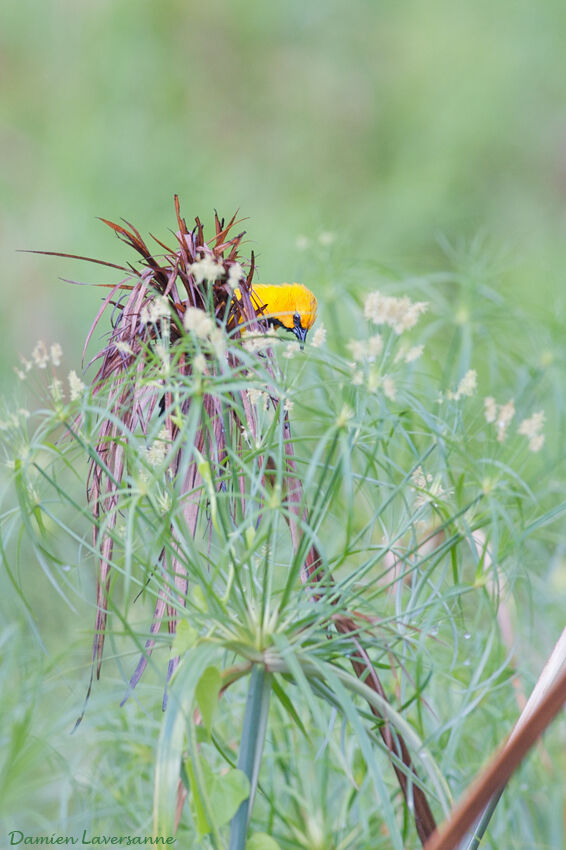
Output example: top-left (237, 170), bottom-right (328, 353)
top-left (461, 789), bottom-right (504, 850)
top-left (229, 663), bottom-right (272, 850)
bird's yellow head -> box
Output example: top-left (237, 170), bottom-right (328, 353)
top-left (236, 282), bottom-right (318, 344)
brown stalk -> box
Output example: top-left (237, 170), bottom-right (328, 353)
top-left (282, 435), bottom-right (437, 842)
top-left (423, 660), bottom-right (566, 850)
top-left (335, 614), bottom-right (438, 844)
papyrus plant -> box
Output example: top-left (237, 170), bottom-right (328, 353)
top-left (13, 201), bottom-right (441, 846)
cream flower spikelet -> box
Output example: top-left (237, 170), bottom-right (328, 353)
top-left (115, 340), bottom-right (134, 356)
top-left (183, 307), bottom-right (214, 339)
top-left (484, 396), bottom-right (497, 423)
top-left (447, 369), bottom-right (477, 401)
top-left (50, 343), bottom-right (63, 366)
top-left (283, 342), bottom-right (299, 360)
top-left (412, 466), bottom-right (433, 508)
top-left (382, 376), bottom-right (396, 400)
top-left (346, 332), bottom-right (383, 364)
top-left (411, 466), bottom-right (451, 509)
top-left (411, 466), bottom-right (430, 491)
top-left (457, 369), bottom-right (477, 398)
top-left (496, 400), bottom-right (515, 443)
top-left (192, 354), bottom-right (207, 374)
top-left (518, 410), bottom-right (545, 452)
top-left (227, 262), bottom-right (245, 290)
top-left (311, 324), bottom-right (327, 348)
top-left (347, 340), bottom-right (367, 363)
top-left (141, 296), bottom-right (170, 324)
top-left (15, 356), bottom-right (33, 380)
top-left (528, 434), bottom-right (545, 453)
top-left (32, 340), bottom-right (50, 369)
top-left (209, 326), bottom-right (226, 359)
top-left (368, 334), bottom-right (384, 359)
top-left (336, 404), bottom-right (354, 427)
top-left (246, 388), bottom-right (263, 406)
top-left (405, 344), bottom-right (424, 363)
top-left (242, 332), bottom-right (271, 353)
top-left (484, 396), bottom-right (516, 443)
top-left (364, 291), bottom-right (428, 334)
top-left (147, 427), bottom-right (170, 467)
top-left (189, 256), bottom-right (224, 284)
top-left (50, 378), bottom-right (63, 402)
top-left (68, 371), bottom-right (86, 401)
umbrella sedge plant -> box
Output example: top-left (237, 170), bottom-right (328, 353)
top-left (1, 200), bottom-right (558, 849)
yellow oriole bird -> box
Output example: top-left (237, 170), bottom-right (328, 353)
top-left (236, 283), bottom-right (318, 344)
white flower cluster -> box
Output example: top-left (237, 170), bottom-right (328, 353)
top-left (192, 353), bottom-right (207, 374)
top-left (310, 323), bottom-right (326, 348)
top-left (9, 356), bottom-right (85, 408)
top-left (227, 262), bottom-right (245, 290)
top-left (15, 341), bottom-right (64, 380)
top-left (189, 255), bottom-right (224, 284)
top-left (68, 370), bottom-right (86, 401)
top-left (484, 397), bottom-right (545, 451)
top-left (394, 343), bottom-right (424, 364)
top-left (336, 404), bottom-right (354, 427)
top-left (50, 343), bottom-right (63, 366)
top-left (146, 427), bottom-right (170, 467)
top-left (484, 397), bottom-right (515, 443)
top-left (364, 291), bottom-right (428, 334)
top-left (241, 332), bottom-right (273, 353)
top-left (447, 369), bottom-right (477, 401)
top-left (115, 340), bottom-right (134, 356)
top-left (0, 408), bottom-right (31, 432)
top-left (347, 334), bottom-right (383, 363)
top-left (411, 466), bottom-right (451, 509)
top-left (382, 376), bottom-right (396, 400)
top-left (50, 378), bottom-right (63, 402)
top-left (352, 369), bottom-right (396, 399)
top-left (517, 410), bottom-right (545, 452)
top-left (283, 342), bottom-right (300, 360)
top-left (246, 388), bottom-right (270, 412)
top-left (183, 307), bottom-right (226, 359)
top-left (140, 295), bottom-right (170, 325)
top-left (183, 306), bottom-right (214, 338)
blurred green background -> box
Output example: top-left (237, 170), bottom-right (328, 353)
top-left (2, 0), bottom-right (566, 841)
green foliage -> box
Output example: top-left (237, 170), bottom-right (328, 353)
top-left (3, 3), bottom-right (566, 845)
top-left (196, 667), bottom-right (223, 734)
top-left (246, 834), bottom-right (281, 850)
top-left (2, 256), bottom-right (564, 850)
top-left (187, 758), bottom-right (250, 837)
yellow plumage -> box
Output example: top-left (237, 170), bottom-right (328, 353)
top-left (235, 282), bottom-right (318, 344)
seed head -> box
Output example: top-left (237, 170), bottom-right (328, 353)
top-left (518, 410), bottom-right (545, 452)
top-left (364, 291), bottom-right (428, 334)
top-left (183, 307), bottom-right (215, 338)
top-left (68, 370), bottom-right (86, 401)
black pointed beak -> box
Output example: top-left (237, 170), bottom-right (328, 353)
top-left (292, 325), bottom-right (308, 348)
